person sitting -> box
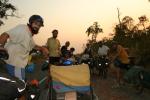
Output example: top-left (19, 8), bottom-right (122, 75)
top-left (69, 47), bottom-right (75, 57)
top-left (61, 41), bottom-right (70, 57)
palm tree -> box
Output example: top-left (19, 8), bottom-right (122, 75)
top-left (86, 22), bottom-right (103, 43)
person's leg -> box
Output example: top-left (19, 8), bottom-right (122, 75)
top-left (15, 67), bottom-right (25, 81)
top-left (54, 57), bottom-right (60, 64)
top-left (6, 65), bottom-right (26, 100)
top-left (49, 57), bottom-right (55, 64)
top-left (109, 63), bottom-right (121, 88)
top-left (5, 64), bottom-right (15, 76)
top-left (14, 67), bottom-right (26, 100)
top-left (50, 57), bottom-right (60, 65)
top-left (116, 67), bottom-right (121, 85)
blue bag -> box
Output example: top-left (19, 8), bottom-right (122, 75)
top-left (26, 63), bottom-right (35, 73)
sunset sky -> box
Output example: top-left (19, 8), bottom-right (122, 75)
top-left (0, 0), bottom-right (150, 53)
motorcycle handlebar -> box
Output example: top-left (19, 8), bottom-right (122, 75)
top-left (0, 49), bottom-right (9, 60)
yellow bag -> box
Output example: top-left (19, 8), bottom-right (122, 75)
top-left (28, 55), bottom-right (32, 64)
top-left (50, 64), bottom-right (90, 86)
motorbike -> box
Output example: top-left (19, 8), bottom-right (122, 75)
top-left (123, 57), bottom-right (150, 94)
top-left (0, 49), bottom-right (26, 100)
top-left (95, 56), bottom-right (109, 79)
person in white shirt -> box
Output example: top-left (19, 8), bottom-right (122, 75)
top-left (98, 41), bottom-right (109, 56)
top-left (0, 15), bottom-right (49, 81)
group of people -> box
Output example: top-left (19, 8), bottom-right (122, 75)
top-left (0, 14), bottom-right (131, 100)
top-left (82, 41), bottom-right (130, 88)
top-left (0, 14), bottom-right (76, 99)
top-left (46, 30), bottom-right (75, 65)
top-left (0, 14), bottom-right (76, 80)
top-left (0, 15), bottom-right (48, 100)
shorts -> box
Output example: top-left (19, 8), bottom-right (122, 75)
top-left (5, 64), bottom-right (25, 80)
top-left (114, 59), bottom-right (128, 70)
top-left (49, 57), bottom-right (60, 65)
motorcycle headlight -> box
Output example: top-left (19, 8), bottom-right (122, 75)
top-left (30, 94), bottom-right (35, 99)
top-left (99, 64), bottom-right (101, 66)
top-left (105, 62), bottom-right (108, 65)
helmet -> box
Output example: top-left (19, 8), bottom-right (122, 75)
top-left (29, 15), bottom-right (44, 26)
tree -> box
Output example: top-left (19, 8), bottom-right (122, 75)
top-left (86, 22), bottom-right (103, 43)
top-left (0, 0), bottom-right (17, 26)
top-left (111, 15), bottom-right (150, 65)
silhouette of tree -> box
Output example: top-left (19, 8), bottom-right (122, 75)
top-left (86, 22), bottom-right (103, 43)
top-left (112, 15), bottom-right (150, 65)
top-left (0, 0), bottom-right (17, 26)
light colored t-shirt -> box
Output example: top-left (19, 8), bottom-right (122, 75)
top-left (5, 24), bottom-right (35, 68)
top-left (46, 37), bottom-right (61, 57)
top-left (98, 45), bottom-right (109, 56)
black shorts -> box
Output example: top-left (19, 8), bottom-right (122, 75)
top-left (49, 57), bottom-right (60, 65)
top-left (114, 59), bottom-right (129, 70)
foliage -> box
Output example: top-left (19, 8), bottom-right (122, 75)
top-left (0, 0), bottom-right (17, 26)
top-left (85, 15), bottom-right (150, 65)
top-left (86, 22), bottom-right (103, 43)
top-left (111, 15), bottom-right (150, 65)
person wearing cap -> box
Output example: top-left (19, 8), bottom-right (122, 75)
top-left (46, 29), bottom-right (61, 65)
top-left (0, 15), bottom-right (49, 81)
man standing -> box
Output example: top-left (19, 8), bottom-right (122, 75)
top-left (0, 15), bottom-right (49, 100)
top-left (46, 29), bottom-right (61, 64)
top-left (108, 41), bottom-right (129, 88)
top-left (98, 41), bottom-right (109, 57)
top-left (0, 15), bottom-right (48, 81)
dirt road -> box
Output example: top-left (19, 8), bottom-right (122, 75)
top-left (92, 74), bottom-right (150, 100)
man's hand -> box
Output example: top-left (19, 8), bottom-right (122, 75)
top-left (0, 47), bottom-right (9, 59)
top-left (34, 45), bottom-right (49, 58)
top-left (0, 47), bottom-right (6, 50)
top-left (41, 46), bottom-right (49, 58)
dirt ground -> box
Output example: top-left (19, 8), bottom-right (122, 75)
top-left (92, 74), bottom-right (150, 100)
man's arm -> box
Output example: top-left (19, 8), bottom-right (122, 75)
top-left (34, 45), bottom-right (49, 58)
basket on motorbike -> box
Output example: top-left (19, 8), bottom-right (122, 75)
top-left (49, 64), bottom-right (96, 100)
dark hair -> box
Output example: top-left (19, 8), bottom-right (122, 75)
top-left (52, 29), bottom-right (58, 33)
top-left (70, 47), bottom-right (75, 52)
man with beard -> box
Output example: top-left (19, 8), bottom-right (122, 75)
top-left (46, 29), bottom-right (61, 65)
top-left (0, 15), bottom-right (49, 81)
